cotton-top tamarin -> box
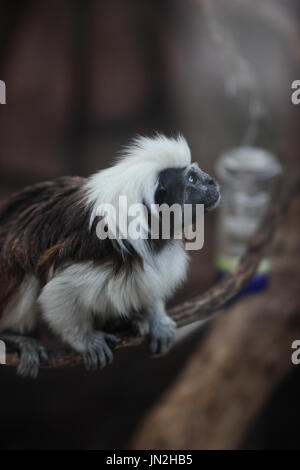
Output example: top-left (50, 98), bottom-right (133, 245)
top-left (0, 134), bottom-right (220, 377)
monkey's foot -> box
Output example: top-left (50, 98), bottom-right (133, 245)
top-left (82, 331), bottom-right (117, 371)
top-left (1, 334), bottom-right (48, 379)
top-left (149, 317), bottom-right (177, 357)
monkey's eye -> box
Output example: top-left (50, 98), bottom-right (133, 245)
top-left (188, 173), bottom-right (198, 184)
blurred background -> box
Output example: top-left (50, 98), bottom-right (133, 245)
top-left (0, 0), bottom-right (300, 449)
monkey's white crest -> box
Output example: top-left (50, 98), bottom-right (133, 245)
top-left (85, 134), bottom-right (192, 255)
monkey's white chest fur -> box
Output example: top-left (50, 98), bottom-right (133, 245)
top-left (43, 241), bottom-right (188, 320)
top-left (36, 242), bottom-right (188, 344)
top-left (1, 241), bottom-right (188, 336)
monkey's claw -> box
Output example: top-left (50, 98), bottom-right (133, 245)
top-left (83, 332), bottom-right (117, 371)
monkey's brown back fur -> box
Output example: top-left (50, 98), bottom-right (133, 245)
top-left (0, 176), bottom-right (131, 319)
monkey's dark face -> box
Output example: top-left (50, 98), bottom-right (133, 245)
top-left (155, 164), bottom-right (220, 214)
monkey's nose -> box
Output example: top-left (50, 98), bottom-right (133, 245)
top-left (201, 172), bottom-right (217, 187)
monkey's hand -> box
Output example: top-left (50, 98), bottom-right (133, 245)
top-left (147, 303), bottom-right (177, 357)
top-left (149, 315), bottom-right (176, 356)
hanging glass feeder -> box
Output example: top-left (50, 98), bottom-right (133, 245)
top-left (215, 146), bottom-right (282, 295)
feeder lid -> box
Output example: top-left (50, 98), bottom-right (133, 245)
top-left (216, 146), bottom-right (282, 183)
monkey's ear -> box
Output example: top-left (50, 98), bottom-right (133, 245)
top-left (158, 181), bottom-right (167, 192)
top-left (155, 183), bottom-right (167, 205)
top-left (156, 176), bottom-right (166, 193)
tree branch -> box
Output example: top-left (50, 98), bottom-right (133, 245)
top-left (2, 174), bottom-right (300, 369)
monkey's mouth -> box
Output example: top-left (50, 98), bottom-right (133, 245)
top-left (204, 193), bottom-right (221, 213)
